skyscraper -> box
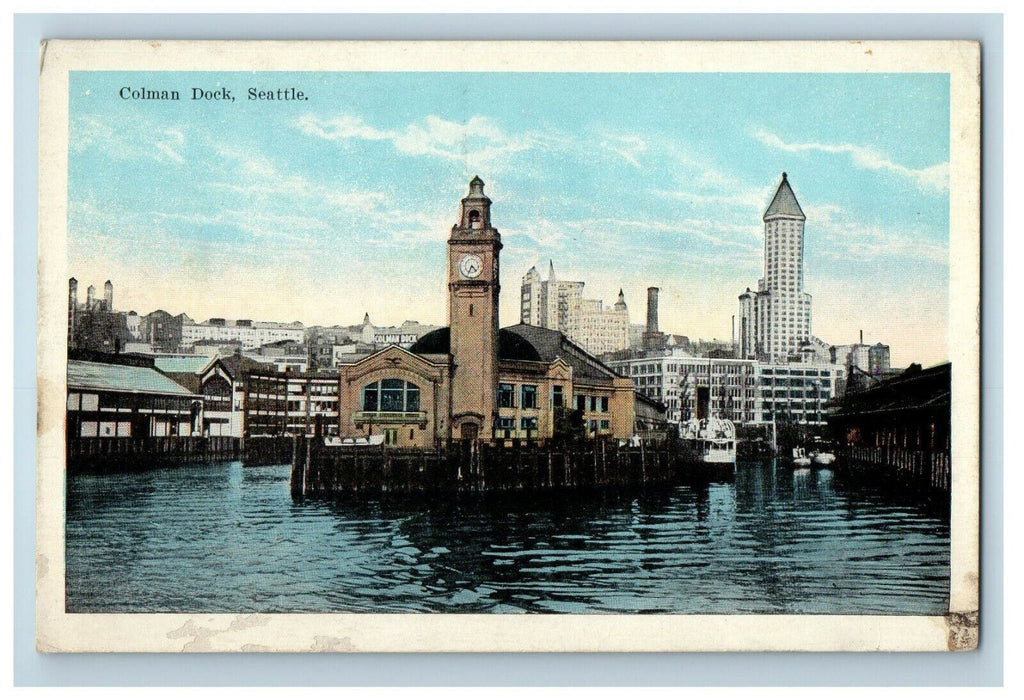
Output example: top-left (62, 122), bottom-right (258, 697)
top-left (738, 173), bottom-right (813, 363)
top-left (520, 262), bottom-right (630, 356)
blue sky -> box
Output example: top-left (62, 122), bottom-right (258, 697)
top-left (68, 71), bottom-right (950, 366)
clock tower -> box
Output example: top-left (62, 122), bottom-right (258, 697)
top-left (448, 176), bottom-right (502, 441)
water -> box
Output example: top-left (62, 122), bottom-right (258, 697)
top-left (65, 461), bottom-right (950, 614)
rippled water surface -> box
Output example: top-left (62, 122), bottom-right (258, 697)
top-left (65, 461), bottom-right (950, 614)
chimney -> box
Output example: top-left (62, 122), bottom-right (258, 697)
top-left (646, 287), bottom-right (659, 334)
top-left (642, 287), bottom-right (664, 350)
top-left (860, 329), bottom-right (864, 345)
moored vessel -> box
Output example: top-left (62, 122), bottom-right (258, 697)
top-left (682, 415), bottom-right (737, 465)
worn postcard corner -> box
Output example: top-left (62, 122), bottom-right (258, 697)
top-left (36, 39), bottom-right (980, 653)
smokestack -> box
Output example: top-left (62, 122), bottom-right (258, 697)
top-left (860, 329), bottom-right (863, 345)
top-left (646, 287), bottom-right (659, 334)
top-left (642, 287), bottom-right (664, 351)
top-left (104, 280), bottom-right (113, 311)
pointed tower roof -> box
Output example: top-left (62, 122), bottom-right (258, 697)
top-left (763, 172), bottom-right (806, 221)
top-left (614, 288), bottom-right (627, 310)
top-left (466, 176), bottom-right (488, 199)
top-left (548, 259), bottom-right (555, 281)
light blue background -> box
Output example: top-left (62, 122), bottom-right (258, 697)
top-left (12, 12), bottom-right (1003, 687)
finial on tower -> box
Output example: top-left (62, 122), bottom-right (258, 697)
top-left (782, 171), bottom-right (787, 181)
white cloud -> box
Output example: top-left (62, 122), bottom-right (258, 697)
top-left (296, 113), bottom-right (539, 171)
top-left (804, 203), bottom-right (949, 266)
top-left (752, 128), bottom-right (949, 192)
top-left (598, 134), bottom-right (647, 168)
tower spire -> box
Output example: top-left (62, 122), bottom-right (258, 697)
top-left (763, 171), bottom-right (806, 221)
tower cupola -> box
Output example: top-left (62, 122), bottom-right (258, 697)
top-left (458, 176), bottom-right (492, 230)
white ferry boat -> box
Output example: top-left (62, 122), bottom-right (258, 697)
top-left (681, 415), bottom-right (737, 465)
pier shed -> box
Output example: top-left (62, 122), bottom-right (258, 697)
top-left (67, 354), bottom-right (203, 438)
top-left (828, 362), bottom-right (951, 491)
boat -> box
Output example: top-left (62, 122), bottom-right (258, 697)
top-left (791, 447), bottom-right (812, 468)
top-left (681, 415), bottom-right (737, 465)
top-left (810, 450), bottom-right (836, 466)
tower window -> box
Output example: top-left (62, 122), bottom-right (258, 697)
top-left (468, 210), bottom-right (481, 228)
top-left (469, 304), bottom-right (474, 317)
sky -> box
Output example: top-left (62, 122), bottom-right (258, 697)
top-left (68, 71), bottom-right (950, 367)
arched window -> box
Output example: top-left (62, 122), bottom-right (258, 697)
top-left (468, 210), bottom-right (481, 228)
top-left (362, 379), bottom-right (420, 412)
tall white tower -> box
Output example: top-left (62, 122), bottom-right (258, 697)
top-left (739, 173), bottom-right (813, 362)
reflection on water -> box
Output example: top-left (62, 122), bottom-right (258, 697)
top-left (65, 460), bottom-right (950, 614)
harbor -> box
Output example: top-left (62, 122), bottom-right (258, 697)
top-left (65, 457), bottom-right (951, 615)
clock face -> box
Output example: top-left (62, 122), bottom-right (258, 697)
top-left (458, 254), bottom-right (483, 279)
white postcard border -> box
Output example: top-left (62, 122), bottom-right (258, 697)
top-left (36, 39), bottom-right (981, 653)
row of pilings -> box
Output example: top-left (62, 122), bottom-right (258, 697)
top-left (838, 444), bottom-right (952, 494)
top-left (65, 435), bottom-right (294, 473)
top-left (289, 436), bottom-right (718, 498)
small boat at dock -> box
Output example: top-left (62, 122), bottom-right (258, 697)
top-left (811, 450), bottom-right (836, 466)
top-left (791, 447), bottom-right (812, 468)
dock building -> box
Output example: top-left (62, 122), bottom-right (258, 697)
top-left (332, 177), bottom-right (646, 447)
top-left (66, 350), bottom-right (202, 438)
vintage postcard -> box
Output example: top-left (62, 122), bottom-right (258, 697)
top-left (36, 40), bottom-right (980, 652)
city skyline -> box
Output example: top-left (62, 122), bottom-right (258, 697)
top-left (69, 71), bottom-right (950, 367)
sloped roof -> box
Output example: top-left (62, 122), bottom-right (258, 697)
top-left (162, 371), bottom-right (203, 394)
top-left (763, 172), bottom-right (806, 221)
top-left (153, 355), bottom-right (211, 374)
top-left (409, 327), bottom-right (542, 362)
top-left (68, 360), bottom-right (198, 397)
top-left (832, 362), bottom-right (950, 418)
top-left (409, 324), bottom-right (621, 383)
top-left (218, 354), bottom-right (274, 379)
top-left (503, 324), bottom-right (620, 381)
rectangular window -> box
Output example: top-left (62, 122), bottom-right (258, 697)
top-left (67, 392), bottom-right (80, 411)
top-left (362, 386), bottom-right (378, 411)
top-left (587, 419), bottom-right (597, 432)
top-left (380, 378), bottom-right (405, 412)
top-left (600, 396), bottom-right (609, 412)
top-left (384, 428), bottom-right (398, 445)
top-left (574, 394), bottom-right (585, 412)
top-left (497, 417), bottom-right (515, 430)
top-left (520, 416), bottom-right (538, 431)
top-left (589, 396), bottom-right (597, 412)
top-left (406, 385), bottom-right (420, 412)
top-left (552, 385), bottom-right (564, 408)
top-left (499, 383), bottom-right (515, 408)
top-left (521, 385), bottom-right (538, 409)
top-left (80, 393), bottom-right (99, 411)
top-left (599, 419), bottom-right (610, 431)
